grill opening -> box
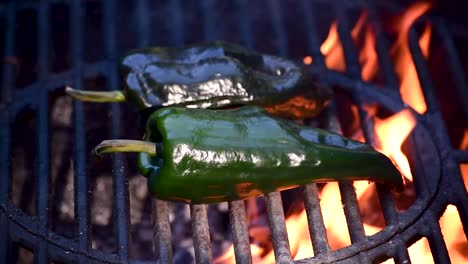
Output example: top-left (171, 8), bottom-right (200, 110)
top-left (1, 1), bottom-right (467, 264)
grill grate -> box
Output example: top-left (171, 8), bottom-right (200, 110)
top-left (1, 0), bottom-right (468, 263)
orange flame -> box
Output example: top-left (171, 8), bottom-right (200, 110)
top-left (460, 129), bottom-right (468, 150)
top-left (321, 22), bottom-right (346, 72)
top-left (215, 3), bottom-right (468, 264)
top-left (374, 109), bottom-right (416, 180)
top-left (392, 2), bottom-right (431, 114)
top-left (439, 205), bottom-right (468, 263)
top-left (460, 130), bottom-right (468, 192)
top-left (360, 25), bottom-right (378, 82)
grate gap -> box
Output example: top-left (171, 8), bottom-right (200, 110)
top-left (83, 1), bottom-right (104, 64)
top-left (50, 3), bottom-right (70, 74)
top-left (428, 21), bottom-right (468, 150)
top-left (14, 244), bottom-right (34, 264)
top-left (11, 109), bottom-right (38, 217)
top-left (439, 204), bottom-right (468, 263)
top-left (15, 8), bottom-right (38, 88)
top-left (407, 236), bottom-right (434, 264)
top-left (48, 92), bottom-right (75, 239)
top-left (298, 0), bottom-right (326, 68)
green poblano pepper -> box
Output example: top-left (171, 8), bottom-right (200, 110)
top-left (95, 106), bottom-right (403, 204)
top-left (66, 41), bottom-right (332, 119)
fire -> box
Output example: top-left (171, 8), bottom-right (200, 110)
top-left (460, 129), bottom-right (468, 192)
top-left (460, 129), bottom-right (468, 150)
top-left (374, 109), bottom-right (416, 180)
top-left (321, 22), bottom-right (345, 71)
top-left (392, 3), bottom-right (431, 114)
top-left (217, 3), bottom-right (468, 263)
top-left (439, 205), bottom-right (468, 263)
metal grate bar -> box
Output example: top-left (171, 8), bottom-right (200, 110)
top-left (0, 110), bottom-right (11, 263)
top-left (354, 91), bottom-right (408, 261)
top-left (104, 0), bottom-right (130, 259)
top-left (408, 22), bottom-right (468, 220)
top-left (169, 0), bottom-right (184, 46)
top-left (296, 3), bottom-right (338, 253)
top-left (35, 1), bottom-right (50, 262)
top-left (338, 182), bottom-right (366, 243)
top-left (152, 199), bottom-right (173, 263)
top-left (302, 184), bottom-right (330, 254)
top-left (455, 203), bottom-right (468, 245)
top-left (228, 201), bottom-right (252, 264)
top-left (299, 0), bottom-right (325, 68)
top-left (266, 192), bottom-right (292, 263)
top-left (1, 2), bottom-right (16, 198)
top-left (335, 1), bottom-right (403, 241)
top-left (1, 11), bottom-right (16, 263)
top-left (268, 0), bottom-right (288, 56)
top-left (393, 243), bottom-right (411, 264)
top-left (190, 204), bottom-right (213, 264)
top-left (37, 0), bottom-right (49, 80)
top-left (453, 150), bottom-right (468, 162)
top-left (136, 0), bottom-right (150, 48)
top-left (321, 0), bottom-right (368, 235)
top-left (334, 4), bottom-right (361, 78)
top-left (354, 97), bottom-right (399, 222)
top-left (140, 0), bottom-right (175, 260)
top-left (36, 86), bottom-right (49, 263)
top-left (434, 19), bottom-right (468, 119)
top-left (201, 0), bottom-right (217, 41)
top-left (406, 25), bottom-right (459, 189)
top-left (364, 1), bottom-right (400, 89)
top-left (235, 0), bottom-right (254, 48)
top-left (407, 27), bottom-right (439, 114)
top-left (71, 0), bottom-right (90, 259)
top-left (1, 3), bottom-right (16, 104)
top-left (425, 219), bottom-right (451, 264)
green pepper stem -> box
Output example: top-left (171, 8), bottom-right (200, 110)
top-left (65, 86), bottom-right (126, 103)
top-left (94, 140), bottom-right (157, 156)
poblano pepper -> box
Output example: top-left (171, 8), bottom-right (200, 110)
top-left (95, 106), bottom-right (403, 204)
top-left (66, 41), bottom-right (332, 119)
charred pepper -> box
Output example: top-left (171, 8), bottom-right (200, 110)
top-left (95, 106), bottom-right (403, 204)
top-left (66, 41), bottom-right (332, 119)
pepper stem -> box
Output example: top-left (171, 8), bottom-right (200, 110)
top-left (94, 140), bottom-right (157, 156)
top-left (65, 86), bottom-right (126, 102)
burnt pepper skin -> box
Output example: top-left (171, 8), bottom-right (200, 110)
top-left (120, 41), bottom-right (332, 119)
top-left (138, 106), bottom-right (403, 204)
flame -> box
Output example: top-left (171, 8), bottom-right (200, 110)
top-left (360, 25), bottom-right (378, 82)
top-left (374, 109), bottom-right (417, 180)
top-left (392, 3), bottom-right (431, 114)
top-left (216, 3), bottom-right (447, 263)
top-left (460, 130), bottom-right (468, 192)
top-left (321, 22), bottom-right (346, 72)
top-left (408, 237), bottom-right (433, 263)
top-left (460, 129), bottom-right (468, 150)
top-left (440, 205), bottom-right (468, 263)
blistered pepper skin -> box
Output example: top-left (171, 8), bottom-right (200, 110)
top-left (120, 41), bottom-right (332, 119)
top-left (138, 107), bottom-right (402, 204)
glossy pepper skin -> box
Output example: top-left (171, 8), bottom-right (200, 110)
top-left (120, 41), bottom-right (332, 119)
top-left (138, 106), bottom-right (403, 204)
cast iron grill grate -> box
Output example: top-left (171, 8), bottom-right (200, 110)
top-left (1, 0), bottom-right (467, 263)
